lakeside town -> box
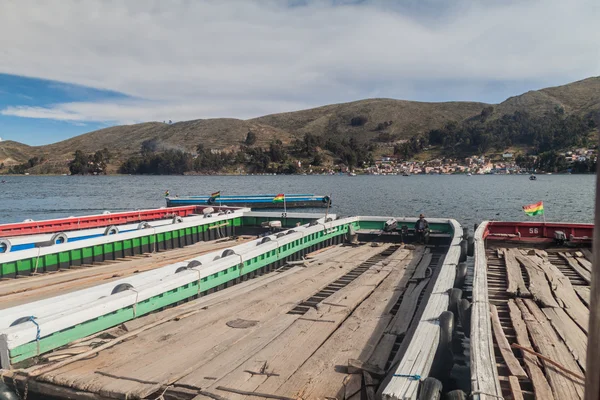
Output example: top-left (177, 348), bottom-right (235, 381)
top-left (306, 147), bottom-right (598, 176)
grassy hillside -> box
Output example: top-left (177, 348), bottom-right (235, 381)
top-left (1, 76), bottom-right (598, 173)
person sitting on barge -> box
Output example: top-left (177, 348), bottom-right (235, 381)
top-left (415, 213), bottom-right (429, 244)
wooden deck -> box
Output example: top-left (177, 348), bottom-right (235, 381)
top-left (476, 245), bottom-right (590, 400)
top-left (2, 242), bottom-right (447, 400)
top-left (0, 237), bottom-right (251, 310)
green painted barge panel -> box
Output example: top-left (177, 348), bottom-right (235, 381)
top-left (0, 217), bottom-right (243, 278)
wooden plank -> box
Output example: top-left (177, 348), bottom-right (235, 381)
top-left (576, 257), bottom-right (592, 273)
top-left (505, 248), bottom-right (530, 297)
top-left (515, 299), bottom-right (585, 400)
top-left (508, 376), bottom-right (524, 400)
top-left (364, 371), bottom-right (376, 400)
top-left (535, 256), bottom-right (589, 334)
top-left (343, 374), bottom-right (362, 400)
top-left (469, 224), bottom-right (503, 400)
top-left (490, 304), bottom-right (527, 378)
top-left (580, 248), bottom-right (593, 264)
top-left (410, 249), bottom-right (431, 281)
top-left (516, 254), bottom-right (560, 307)
top-left (367, 333), bottom-right (397, 371)
top-left (543, 307), bottom-right (588, 371)
top-left (575, 286), bottom-right (590, 308)
top-left (202, 254), bottom-right (398, 400)
top-left (507, 300), bottom-right (555, 400)
top-left (385, 278), bottom-right (430, 337)
top-left (558, 252), bottom-right (591, 284)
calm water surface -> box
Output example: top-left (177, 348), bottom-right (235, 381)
top-left (0, 174), bottom-right (595, 229)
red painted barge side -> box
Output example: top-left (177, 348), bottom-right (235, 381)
top-left (0, 206), bottom-right (201, 237)
top-left (483, 221), bottom-right (593, 243)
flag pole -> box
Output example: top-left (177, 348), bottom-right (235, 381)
top-left (284, 193), bottom-right (287, 215)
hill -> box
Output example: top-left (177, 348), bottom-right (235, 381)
top-left (1, 76), bottom-right (598, 173)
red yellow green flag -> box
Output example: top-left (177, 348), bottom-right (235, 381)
top-left (273, 193), bottom-right (285, 203)
top-left (523, 201), bottom-right (544, 216)
top-left (211, 191), bottom-right (221, 198)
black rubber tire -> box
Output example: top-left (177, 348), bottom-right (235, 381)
top-left (448, 288), bottom-right (462, 316)
top-left (467, 235), bottom-right (475, 257)
top-left (259, 237), bottom-right (272, 245)
top-left (458, 299), bottom-right (471, 337)
top-left (459, 239), bottom-right (467, 262)
top-left (204, 213), bottom-right (212, 218)
top-left (111, 283), bottom-right (133, 295)
top-left (221, 249), bottom-right (236, 258)
top-left (51, 232), bottom-right (68, 245)
top-left (9, 316), bottom-right (35, 327)
top-left (0, 239), bottom-right (11, 254)
top-left (325, 217), bottom-right (333, 222)
top-left (439, 310), bottom-right (454, 347)
top-left (445, 390), bottom-right (467, 400)
top-left (104, 225), bottom-right (119, 236)
top-left (276, 232), bottom-right (286, 238)
top-left (213, 255), bottom-right (221, 261)
top-left (187, 260), bottom-right (202, 269)
top-left (172, 216), bottom-right (183, 224)
top-left (454, 262), bottom-right (468, 288)
top-left (309, 220), bottom-right (319, 226)
top-left (175, 266), bottom-right (189, 273)
top-left (286, 230), bottom-right (296, 235)
top-left (417, 377), bottom-right (443, 400)
top-left (0, 381), bottom-right (19, 400)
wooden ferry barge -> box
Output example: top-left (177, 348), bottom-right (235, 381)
top-left (470, 221), bottom-right (593, 400)
top-left (0, 208), bottom-right (467, 400)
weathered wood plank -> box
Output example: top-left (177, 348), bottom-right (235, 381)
top-left (469, 224), bottom-right (503, 400)
top-left (367, 333), bottom-right (397, 371)
top-left (535, 256), bottom-right (589, 334)
top-left (504, 248), bottom-right (530, 297)
top-left (558, 252), bottom-right (591, 284)
top-left (516, 299), bottom-right (585, 400)
top-left (490, 304), bottom-right (527, 378)
top-left (516, 254), bottom-right (560, 307)
top-left (508, 376), bottom-right (524, 400)
top-left (542, 307), bottom-right (588, 371)
top-left (385, 278), bottom-right (430, 337)
top-left (343, 374), bottom-right (362, 400)
top-left (410, 249), bottom-right (432, 281)
top-left (507, 300), bottom-right (555, 400)
top-left (575, 286), bottom-right (590, 308)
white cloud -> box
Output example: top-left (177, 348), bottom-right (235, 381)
top-left (0, 0), bottom-right (598, 124)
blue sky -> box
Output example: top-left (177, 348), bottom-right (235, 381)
top-left (0, 0), bottom-right (598, 146)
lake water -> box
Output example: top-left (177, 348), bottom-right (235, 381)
top-left (0, 174), bottom-right (595, 229)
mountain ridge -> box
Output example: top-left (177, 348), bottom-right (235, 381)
top-left (1, 76), bottom-right (598, 173)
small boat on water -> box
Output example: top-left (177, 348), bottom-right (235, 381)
top-left (529, 174), bottom-right (537, 180)
top-left (166, 193), bottom-right (332, 208)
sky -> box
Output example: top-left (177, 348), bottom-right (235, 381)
top-left (0, 0), bottom-right (598, 145)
